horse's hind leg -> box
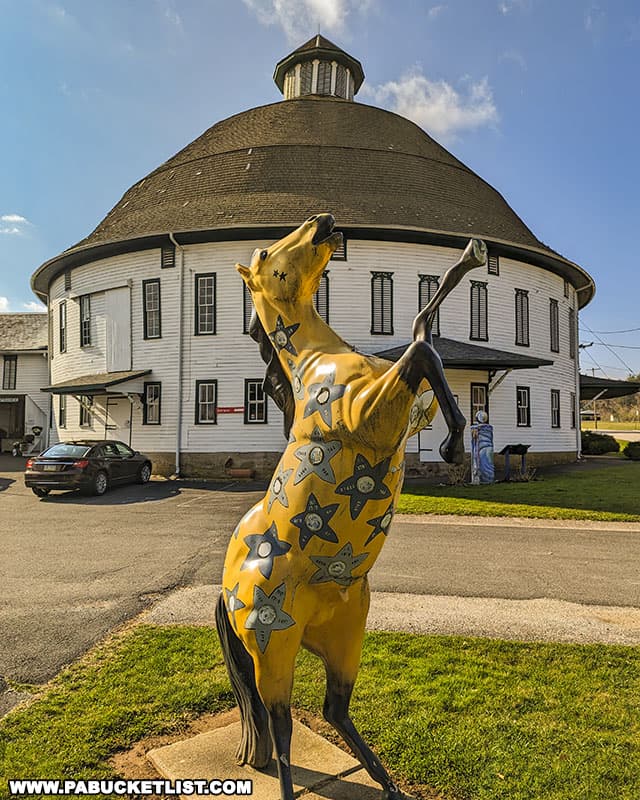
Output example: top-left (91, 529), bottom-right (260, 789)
top-left (303, 583), bottom-right (407, 799)
top-left (397, 340), bottom-right (466, 463)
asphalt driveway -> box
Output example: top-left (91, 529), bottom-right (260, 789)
top-left (1, 454), bottom-right (639, 689)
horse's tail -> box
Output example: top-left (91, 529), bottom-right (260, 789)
top-left (413, 238), bottom-right (487, 343)
top-left (215, 592), bottom-right (272, 768)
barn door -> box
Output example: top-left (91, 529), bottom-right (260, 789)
top-left (105, 287), bottom-right (131, 372)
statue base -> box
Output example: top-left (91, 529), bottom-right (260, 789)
top-left (148, 718), bottom-right (408, 799)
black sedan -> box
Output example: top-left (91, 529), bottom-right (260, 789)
top-left (25, 440), bottom-right (153, 497)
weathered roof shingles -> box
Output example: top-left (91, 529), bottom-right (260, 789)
top-left (0, 313), bottom-right (48, 352)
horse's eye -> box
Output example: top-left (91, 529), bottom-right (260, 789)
top-left (260, 250), bottom-right (268, 261)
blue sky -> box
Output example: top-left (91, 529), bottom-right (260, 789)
top-left (1, 0), bottom-right (639, 376)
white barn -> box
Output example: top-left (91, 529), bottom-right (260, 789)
top-left (0, 313), bottom-right (50, 452)
top-left (30, 36), bottom-right (595, 478)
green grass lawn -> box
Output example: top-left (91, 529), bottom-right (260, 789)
top-left (581, 421), bottom-right (640, 431)
top-left (1, 626), bottom-right (638, 800)
top-left (399, 463), bottom-right (640, 521)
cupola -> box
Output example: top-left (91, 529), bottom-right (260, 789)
top-left (273, 34), bottom-right (365, 101)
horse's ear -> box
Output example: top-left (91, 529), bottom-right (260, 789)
top-left (248, 311), bottom-right (294, 438)
top-left (236, 263), bottom-right (256, 290)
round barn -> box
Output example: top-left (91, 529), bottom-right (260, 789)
top-left (31, 36), bottom-right (595, 478)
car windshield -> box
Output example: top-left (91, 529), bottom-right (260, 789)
top-left (42, 444), bottom-right (92, 458)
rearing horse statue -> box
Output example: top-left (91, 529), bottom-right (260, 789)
top-left (216, 214), bottom-right (486, 800)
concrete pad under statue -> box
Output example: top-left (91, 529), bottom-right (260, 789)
top-left (148, 719), bottom-right (404, 799)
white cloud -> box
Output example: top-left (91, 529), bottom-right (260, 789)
top-left (0, 213), bottom-right (31, 235)
top-left (241, 0), bottom-right (372, 43)
top-left (498, 0), bottom-right (529, 14)
top-left (585, 3), bottom-right (605, 37)
top-left (427, 5), bottom-right (446, 19)
top-left (363, 70), bottom-right (499, 143)
top-left (23, 301), bottom-right (47, 313)
top-left (0, 297), bottom-right (10, 312)
top-left (500, 48), bottom-right (527, 69)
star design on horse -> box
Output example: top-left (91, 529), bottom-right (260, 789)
top-left (267, 464), bottom-right (294, 511)
top-left (287, 357), bottom-right (308, 401)
top-left (303, 371), bottom-right (346, 427)
top-left (309, 542), bottom-right (369, 586)
top-left (293, 425), bottom-right (342, 485)
top-left (224, 583), bottom-right (246, 627)
top-left (365, 502), bottom-right (395, 545)
top-left (241, 522), bottom-right (291, 579)
top-left (335, 454), bottom-right (392, 519)
top-left (268, 315), bottom-right (300, 356)
top-left (290, 492), bottom-right (339, 550)
top-left (244, 582), bottom-right (295, 653)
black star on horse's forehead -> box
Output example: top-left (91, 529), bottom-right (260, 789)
top-left (241, 521), bottom-right (291, 580)
top-left (224, 583), bottom-right (246, 628)
top-left (245, 582), bottom-right (295, 653)
top-left (365, 502), bottom-right (395, 545)
top-left (309, 542), bottom-right (369, 586)
top-left (335, 453), bottom-right (392, 519)
top-left (268, 315), bottom-right (299, 356)
top-left (293, 425), bottom-right (342, 485)
top-left (303, 371), bottom-right (346, 427)
top-left (290, 492), bottom-right (339, 550)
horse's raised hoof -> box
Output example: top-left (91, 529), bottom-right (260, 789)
top-left (439, 430), bottom-right (465, 464)
top-left (460, 238), bottom-right (487, 268)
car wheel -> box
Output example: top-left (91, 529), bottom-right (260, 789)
top-left (32, 487), bottom-right (51, 497)
top-left (93, 471), bottom-right (109, 496)
top-left (138, 462), bottom-right (152, 484)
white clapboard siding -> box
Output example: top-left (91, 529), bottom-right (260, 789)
top-left (45, 237), bottom-right (581, 459)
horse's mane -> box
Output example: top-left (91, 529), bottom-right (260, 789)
top-left (249, 311), bottom-right (295, 438)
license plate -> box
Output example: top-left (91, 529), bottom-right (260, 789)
top-left (43, 464), bottom-right (58, 471)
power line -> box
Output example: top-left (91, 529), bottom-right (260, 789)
top-left (580, 321), bottom-right (635, 375)
top-left (580, 347), bottom-right (609, 378)
top-left (579, 325), bottom-right (640, 334)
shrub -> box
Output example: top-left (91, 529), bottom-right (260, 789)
top-left (581, 430), bottom-right (619, 455)
top-left (622, 441), bottom-right (640, 460)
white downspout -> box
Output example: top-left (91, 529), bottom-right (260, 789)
top-left (169, 233), bottom-right (184, 477)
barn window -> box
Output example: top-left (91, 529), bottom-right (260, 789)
top-left (2, 355), bottom-right (17, 390)
top-left (516, 386), bottom-right (531, 427)
top-left (58, 394), bottom-right (67, 428)
top-left (64, 270), bottom-right (71, 291)
top-left (314, 271), bottom-right (330, 323)
top-left (143, 280), bottom-right (161, 339)
top-left (245, 379), bottom-right (267, 424)
top-left (317, 61), bottom-right (332, 94)
top-left (161, 244), bottom-right (175, 269)
top-left (551, 389), bottom-right (561, 428)
top-left (568, 307), bottom-right (576, 359)
top-left (371, 272), bottom-right (394, 334)
top-left (79, 395), bottom-right (93, 427)
top-left (564, 279), bottom-right (570, 298)
top-left (59, 300), bottom-right (67, 353)
top-left (515, 289), bottom-right (529, 346)
top-left (570, 392), bottom-right (576, 429)
top-left (335, 64), bottom-right (346, 97)
top-left (283, 68), bottom-right (296, 99)
top-left (471, 383), bottom-right (489, 421)
top-left (470, 281), bottom-right (488, 341)
top-left (143, 382), bottom-right (161, 425)
top-left (195, 274), bottom-right (216, 335)
top-left (80, 295), bottom-right (91, 347)
top-left (418, 274), bottom-right (440, 336)
top-left (549, 299), bottom-right (560, 353)
top-left (300, 61), bottom-right (313, 95)
top-left (488, 254), bottom-right (499, 275)
top-left (242, 282), bottom-right (253, 334)
top-left (195, 380), bottom-right (217, 424)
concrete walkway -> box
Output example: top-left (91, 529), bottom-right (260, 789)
top-left (142, 583), bottom-right (640, 646)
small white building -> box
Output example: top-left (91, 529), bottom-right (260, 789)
top-left (30, 36), bottom-right (595, 477)
top-left (0, 313), bottom-right (50, 452)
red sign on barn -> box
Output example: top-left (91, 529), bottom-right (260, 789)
top-left (217, 407), bottom-right (245, 414)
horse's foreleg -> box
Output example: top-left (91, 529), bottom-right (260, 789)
top-left (303, 582), bottom-right (407, 799)
top-left (397, 340), bottom-right (466, 463)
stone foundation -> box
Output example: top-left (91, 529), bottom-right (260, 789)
top-left (148, 449), bottom-right (578, 481)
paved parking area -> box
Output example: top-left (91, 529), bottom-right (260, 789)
top-left (1, 454), bottom-right (639, 690)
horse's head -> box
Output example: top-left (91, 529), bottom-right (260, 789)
top-left (237, 214), bottom-right (343, 303)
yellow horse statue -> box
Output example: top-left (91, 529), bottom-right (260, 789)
top-left (216, 215), bottom-right (486, 800)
